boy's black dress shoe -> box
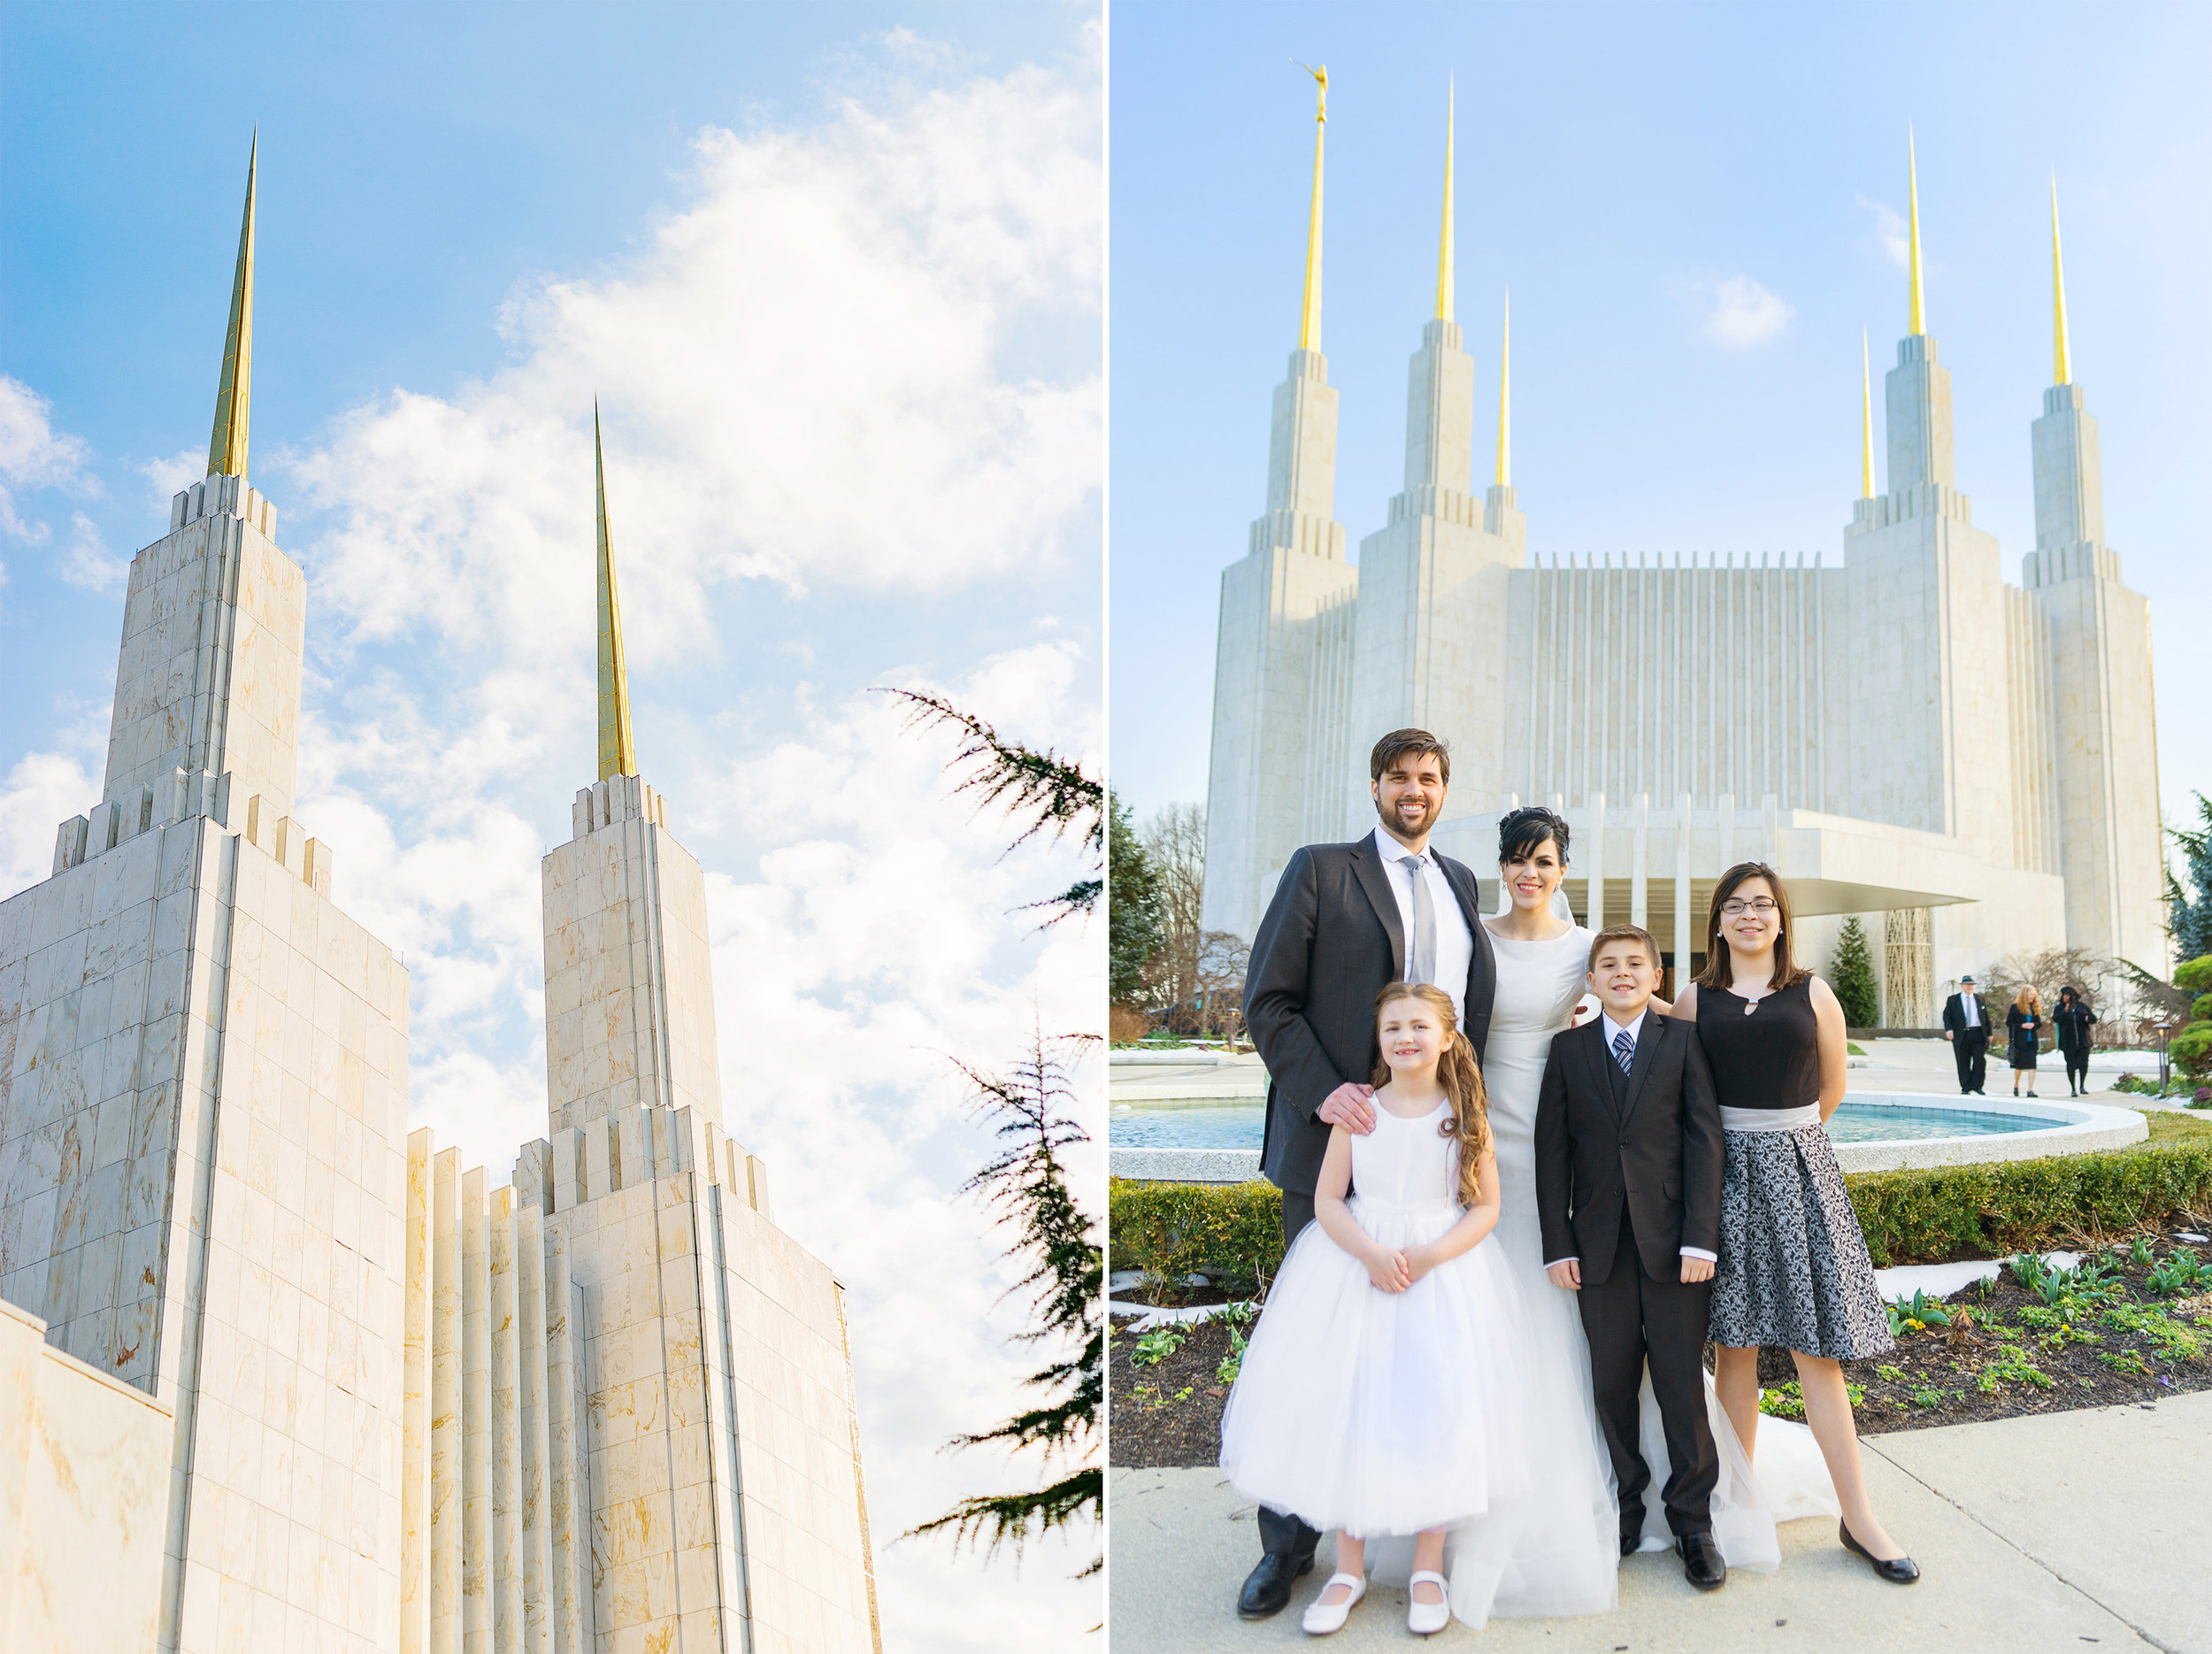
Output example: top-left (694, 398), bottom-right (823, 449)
top-left (1678, 1532), bottom-right (1726, 1590)
top-left (1840, 1519), bottom-right (1920, 1583)
top-left (1620, 1531), bottom-right (1640, 1558)
top-left (1237, 1551), bottom-right (1315, 1618)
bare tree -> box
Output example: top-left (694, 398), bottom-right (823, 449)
top-left (1193, 929), bottom-right (1252, 1042)
top-left (1139, 803), bottom-right (1206, 1011)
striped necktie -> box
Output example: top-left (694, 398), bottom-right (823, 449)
top-left (1611, 1027), bottom-right (1635, 1075)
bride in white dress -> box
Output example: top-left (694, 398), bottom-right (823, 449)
top-left (1380, 807), bottom-right (1836, 1625)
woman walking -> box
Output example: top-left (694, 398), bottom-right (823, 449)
top-left (2007, 988), bottom-right (2045, 1098)
top-left (2054, 986), bottom-right (2098, 1097)
top-left (1666, 863), bottom-right (1918, 1584)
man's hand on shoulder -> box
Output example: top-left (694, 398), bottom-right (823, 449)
top-left (1317, 1082), bottom-right (1378, 1135)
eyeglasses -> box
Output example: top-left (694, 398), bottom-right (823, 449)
top-left (1719, 897), bottom-right (1779, 916)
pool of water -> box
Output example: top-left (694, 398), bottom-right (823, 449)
top-left (1107, 1100), bottom-right (2056, 1151)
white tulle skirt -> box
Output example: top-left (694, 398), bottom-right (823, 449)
top-left (1218, 1194), bottom-right (1533, 1540)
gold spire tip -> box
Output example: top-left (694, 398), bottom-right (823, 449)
top-left (1298, 63), bottom-right (1327, 352)
top-left (2051, 173), bottom-right (2071, 387)
top-left (1906, 127), bottom-right (1925, 337)
top-left (206, 133), bottom-right (257, 479)
top-left (1435, 78), bottom-right (1455, 325)
top-left (1860, 328), bottom-right (1875, 499)
top-left (1495, 288), bottom-right (1511, 489)
top-left (594, 404), bottom-right (639, 781)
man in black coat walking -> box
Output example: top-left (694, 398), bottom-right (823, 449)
top-left (1233, 728), bottom-right (1499, 1619)
top-left (1942, 973), bottom-right (1993, 1095)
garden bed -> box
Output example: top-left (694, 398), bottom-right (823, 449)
top-left (1110, 1238), bottom-right (2212, 1469)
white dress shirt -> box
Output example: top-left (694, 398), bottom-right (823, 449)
top-left (1548, 1004), bottom-right (1717, 1266)
top-left (1371, 825), bottom-right (1474, 1024)
top-left (1959, 992), bottom-right (1980, 1028)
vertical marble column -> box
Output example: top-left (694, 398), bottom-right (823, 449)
top-left (1631, 794), bottom-right (1650, 933)
top-left (464, 1168), bottom-right (491, 1654)
top-left (1717, 793), bottom-right (1736, 876)
top-left (403, 1131), bottom-right (434, 1654)
top-left (543, 1230), bottom-right (584, 1654)
top-left (1583, 792), bottom-right (1607, 929)
top-left (1674, 795), bottom-right (1694, 993)
top-left (433, 1149), bottom-right (463, 1654)
top-left (516, 1205), bottom-right (553, 1654)
top-left (490, 1187), bottom-right (524, 1651)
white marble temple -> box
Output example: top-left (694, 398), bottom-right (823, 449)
top-left (1204, 261), bottom-right (2165, 1018)
top-left (2, 1296), bottom-right (173, 1652)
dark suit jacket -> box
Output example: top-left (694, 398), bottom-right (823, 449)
top-left (1533, 1012), bottom-right (1723, 1287)
top-left (1245, 835), bottom-right (1497, 1196)
top-left (1942, 993), bottom-right (1995, 1038)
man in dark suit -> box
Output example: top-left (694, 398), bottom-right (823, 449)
top-left (1942, 973), bottom-right (1992, 1095)
top-left (1233, 728), bottom-right (1499, 1619)
top-left (1534, 924), bottom-right (1728, 1590)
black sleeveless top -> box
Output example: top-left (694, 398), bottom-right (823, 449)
top-left (1696, 976), bottom-right (1822, 1112)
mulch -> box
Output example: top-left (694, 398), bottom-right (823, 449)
top-left (1110, 1237), bottom-right (2212, 1468)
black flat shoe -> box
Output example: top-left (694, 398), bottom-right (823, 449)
top-left (1678, 1531), bottom-right (1726, 1590)
top-left (1839, 1519), bottom-right (1920, 1584)
top-left (1237, 1550), bottom-right (1315, 1619)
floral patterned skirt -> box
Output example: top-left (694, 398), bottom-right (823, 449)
top-left (1709, 1124), bottom-right (1894, 1361)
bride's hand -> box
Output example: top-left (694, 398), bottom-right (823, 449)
top-left (1363, 1247), bottom-right (1411, 1293)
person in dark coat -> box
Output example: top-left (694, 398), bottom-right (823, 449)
top-left (2053, 986), bottom-right (2099, 1097)
top-left (1939, 974), bottom-right (1993, 1095)
top-left (2005, 987), bottom-right (2045, 1097)
top-left (1233, 728), bottom-right (1499, 1619)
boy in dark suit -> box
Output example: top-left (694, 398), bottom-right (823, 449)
top-left (1534, 925), bottom-right (1728, 1590)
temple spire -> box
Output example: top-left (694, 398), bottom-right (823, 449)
top-left (206, 133), bottom-right (257, 479)
top-left (1907, 127), bottom-right (1926, 337)
top-left (1435, 78), bottom-right (1455, 324)
top-left (593, 403), bottom-right (639, 781)
top-left (1861, 329), bottom-right (1875, 498)
top-left (1298, 64), bottom-right (1327, 350)
top-left (1495, 289), bottom-right (1511, 488)
top-left (2051, 173), bottom-right (2071, 386)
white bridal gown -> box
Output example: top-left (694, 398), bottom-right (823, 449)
top-left (1379, 924), bottom-right (1838, 1627)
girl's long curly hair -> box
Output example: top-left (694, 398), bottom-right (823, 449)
top-left (1371, 981), bottom-right (1491, 1208)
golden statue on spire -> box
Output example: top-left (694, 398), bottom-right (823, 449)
top-left (207, 134), bottom-right (257, 479)
top-left (593, 404), bottom-right (639, 781)
top-left (1298, 64), bottom-right (1327, 352)
top-left (1435, 79), bottom-right (1455, 326)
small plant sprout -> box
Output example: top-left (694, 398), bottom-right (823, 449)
top-left (1130, 1327), bottom-right (1184, 1367)
top-left (1886, 1289), bottom-right (1953, 1337)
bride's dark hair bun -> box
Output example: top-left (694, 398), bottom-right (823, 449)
top-left (1498, 804), bottom-right (1570, 866)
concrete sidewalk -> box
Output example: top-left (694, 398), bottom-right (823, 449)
top-left (1108, 1391), bottom-right (2210, 1651)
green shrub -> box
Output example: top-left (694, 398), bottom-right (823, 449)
top-left (2170, 1022), bottom-right (2212, 1082)
top-left (1830, 917), bottom-right (1882, 1029)
top-left (2173, 956), bottom-right (2212, 995)
top-left (1110, 1121), bottom-right (2212, 1277)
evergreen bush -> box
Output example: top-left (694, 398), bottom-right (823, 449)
top-left (1831, 916), bottom-right (1882, 1028)
top-left (1110, 1117), bottom-right (2212, 1276)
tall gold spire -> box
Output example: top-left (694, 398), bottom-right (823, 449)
top-left (2051, 173), bottom-right (2071, 386)
top-left (1907, 127), bottom-right (1926, 337)
top-left (1861, 328), bottom-right (1875, 498)
top-left (1298, 64), bottom-right (1327, 350)
top-left (1435, 78), bottom-right (1455, 324)
top-left (1495, 289), bottom-right (1511, 488)
top-left (593, 403), bottom-right (638, 781)
top-left (207, 133), bottom-right (257, 478)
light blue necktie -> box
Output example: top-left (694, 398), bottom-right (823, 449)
top-left (1397, 854), bottom-right (1435, 984)
top-left (1611, 1027), bottom-right (1635, 1075)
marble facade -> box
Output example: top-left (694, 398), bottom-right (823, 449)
top-left (3, 159), bottom-right (879, 1653)
top-left (1202, 145), bottom-right (2165, 1020)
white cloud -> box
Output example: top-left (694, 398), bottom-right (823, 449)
top-left (1701, 275), bottom-right (1794, 350)
top-left (58, 512), bottom-right (128, 592)
top-left (264, 38), bottom-right (1104, 1650)
top-left (0, 700), bottom-right (108, 898)
top-left (1858, 194), bottom-right (1909, 267)
top-left (141, 446), bottom-right (206, 516)
top-left (0, 374), bottom-right (95, 544)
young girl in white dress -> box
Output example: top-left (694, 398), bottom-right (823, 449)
top-left (1219, 983), bottom-right (1532, 1637)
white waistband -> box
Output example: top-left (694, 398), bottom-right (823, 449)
top-left (1720, 1103), bottom-right (1823, 1132)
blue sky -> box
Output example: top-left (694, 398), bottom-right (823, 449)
top-left (3, 6), bottom-right (1100, 1647)
top-left (1110, 1), bottom-right (2212, 852)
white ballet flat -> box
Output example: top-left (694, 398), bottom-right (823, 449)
top-left (1301, 1573), bottom-right (1366, 1635)
top-left (1407, 1570), bottom-right (1450, 1636)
